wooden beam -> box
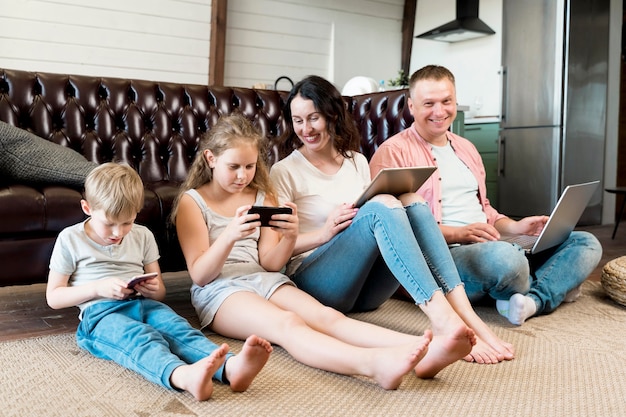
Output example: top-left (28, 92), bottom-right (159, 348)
top-left (401, 0), bottom-right (417, 76)
top-left (209, 0), bottom-right (227, 86)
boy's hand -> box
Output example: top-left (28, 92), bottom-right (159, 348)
top-left (131, 276), bottom-right (162, 299)
top-left (96, 278), bottom-right (136, 300)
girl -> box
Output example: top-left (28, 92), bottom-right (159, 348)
top-left (269, 75), bottom-right (515, 368)
top-left (171, 114), bottom-right (448, 389)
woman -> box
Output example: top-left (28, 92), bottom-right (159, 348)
top-left (270, 75), bottom-right (515, 367)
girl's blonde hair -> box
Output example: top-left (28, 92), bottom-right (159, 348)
top-left (170, 113), bottom-right (275, 222)
top-left (84, 162), bottom-right (144, 220)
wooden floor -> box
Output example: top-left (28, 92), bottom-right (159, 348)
top-left (1, 224), bottom-right (625, 343)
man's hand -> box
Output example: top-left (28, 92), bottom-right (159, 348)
top-left (441, 223), bottom-right (500, 244)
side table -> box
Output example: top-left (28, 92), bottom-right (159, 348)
top-left (606, 187), bottom-right (626, 239)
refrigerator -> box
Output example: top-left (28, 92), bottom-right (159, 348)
top-left (498, 0), bottom-right (609, 224)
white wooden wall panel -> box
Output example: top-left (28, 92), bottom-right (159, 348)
top-left (0, 0), bottom-right (404, 90)
top-left (0, 0), bottom-right (211, 84)
top-left (225, 0), bottom-right (404, 89)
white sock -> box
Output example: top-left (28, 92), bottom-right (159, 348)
top-left (563, 285), bottom-right (582, 303)
top-left (496, 299), bottom-right (510, 318)
top-left (497, 294), bottom-right (537, 326)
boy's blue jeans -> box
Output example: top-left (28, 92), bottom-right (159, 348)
top-left (291, 201), bottom-right (463, 313)
top-left (76, 298), bottom-right (231, 389)
top-left (451, 231), bottom-right (602, 314)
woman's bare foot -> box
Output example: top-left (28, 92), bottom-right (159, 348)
top-left (467, 320), bottom-right (515, 363)
top-left (370, 332), bottom-right (432, 390)
top-left (170, 343), bottom-right (229, 401)
top-left (414, 325), bottom-right (475, 379)
top-left (463, 337), bottom-right (508, 363)
top-left (225, 335), bottom-right (273, 392)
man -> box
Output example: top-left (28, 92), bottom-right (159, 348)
top-left (369, 65), bottom-right (602, 325)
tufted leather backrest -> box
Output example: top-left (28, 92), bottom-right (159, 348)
top-left (0, 68), bottom-right (413, 184)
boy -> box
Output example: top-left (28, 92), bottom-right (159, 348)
top-left (46, 162), bottom-right (272, 401)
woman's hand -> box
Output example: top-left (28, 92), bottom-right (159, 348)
top-left (323, 203), bottom-right (358, 241)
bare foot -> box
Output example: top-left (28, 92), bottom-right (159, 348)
top-left (468, 323), bottom-right (515, 362)
top-left (170, 343), bottom-right (229, 401)
top-left (371, 332), bottom-right (432, 390)
top-left (226, 335), bottom-right (273, 392)
top-left (414, 325), bottom-right (476, 379)
top-left (463, 337), bottom-right (508, 363)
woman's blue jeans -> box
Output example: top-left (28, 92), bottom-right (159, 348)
top-left (76, 298), bottom-right (231, 389)
top-left (450, 231), bottom-right (602, 313)
top-left (291, 201), bottom-right (463, 313)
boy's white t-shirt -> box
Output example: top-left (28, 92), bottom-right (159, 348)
top-left (49, 219), bottom-right (160, 315)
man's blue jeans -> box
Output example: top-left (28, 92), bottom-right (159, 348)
top-left (450, 231), bottom-right (602, 314)
top-left (291, 201), bottom-right (463, 313)
top-left (76, 298), bottom-right (231, 389)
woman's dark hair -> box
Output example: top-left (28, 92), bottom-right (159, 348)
top-left (277, 75), bottom-right (361, 158)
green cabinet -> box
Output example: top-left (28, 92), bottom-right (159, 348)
top-left (463, 123), bottom-right (499, 208)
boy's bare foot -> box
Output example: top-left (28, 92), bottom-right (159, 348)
top-left (226, 335), bottom-right (273, 392)
top-left (414, 325), bottom-right (475, 379)
top-left (170, 343), bottom-right (229, 401)
top-left (371, 331), bottom-right (432, 390)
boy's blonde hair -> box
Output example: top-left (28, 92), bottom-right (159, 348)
top-left (170, 113), bottom-right (274, 222)
top-left (84, 162), bottom-right (144, 220)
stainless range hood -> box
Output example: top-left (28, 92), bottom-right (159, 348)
top-left (416, 0), bottom-right (495, 43)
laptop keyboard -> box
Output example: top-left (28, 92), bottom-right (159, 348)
top-left (501, 234), bottom-right (538, 249)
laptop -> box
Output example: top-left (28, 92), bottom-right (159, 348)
top-left (500, 180), bottom-right (599, 254)
top-left (354, 166), bottom-right (437, 208)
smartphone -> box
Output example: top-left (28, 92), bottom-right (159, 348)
top-left (247, 206), bottom-right (292, 227)
top-left (126, 272), bottom-right (158, 289)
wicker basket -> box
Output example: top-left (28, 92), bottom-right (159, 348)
top-left (601, 256), bottom-right (626, 307)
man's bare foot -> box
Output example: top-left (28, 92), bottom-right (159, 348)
top-left (371, 331), bottom-right (432, 390)
top-left (564, 284), bottom-right (582, 303)
top-left (226, 335), bottom-right (273, 392)
top-left (170, 343), bottom-right (229, 401)
top-left (414, 325), bottom-right (476, 379)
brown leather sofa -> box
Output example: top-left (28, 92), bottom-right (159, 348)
top-left (0, 68), bottom-right (413, 286)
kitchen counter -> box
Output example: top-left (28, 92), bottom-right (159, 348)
top-left (465, 116), bottom-right (501, 124)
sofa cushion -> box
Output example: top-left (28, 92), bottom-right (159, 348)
top-left (0, 121), bottom-right (97, 189)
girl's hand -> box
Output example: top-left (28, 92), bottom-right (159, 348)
top-left (268, 202), bottom-right (299, 239)
top-left (323, 203), bottom-right (358, 241)
top-left (224, 205), bottom-right (262, 241)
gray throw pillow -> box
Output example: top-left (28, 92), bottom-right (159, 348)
top-left (0, 121), bottom-right (97, 188)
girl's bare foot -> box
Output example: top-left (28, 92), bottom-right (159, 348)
top-left (371, 332), bottom-right (432, 390)
top-left (414, 325), bottom-right (475, 379)
top-left (226, 335), bottom-right (273, 392)
top-left (170, 343), bottom-right (229, 401)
